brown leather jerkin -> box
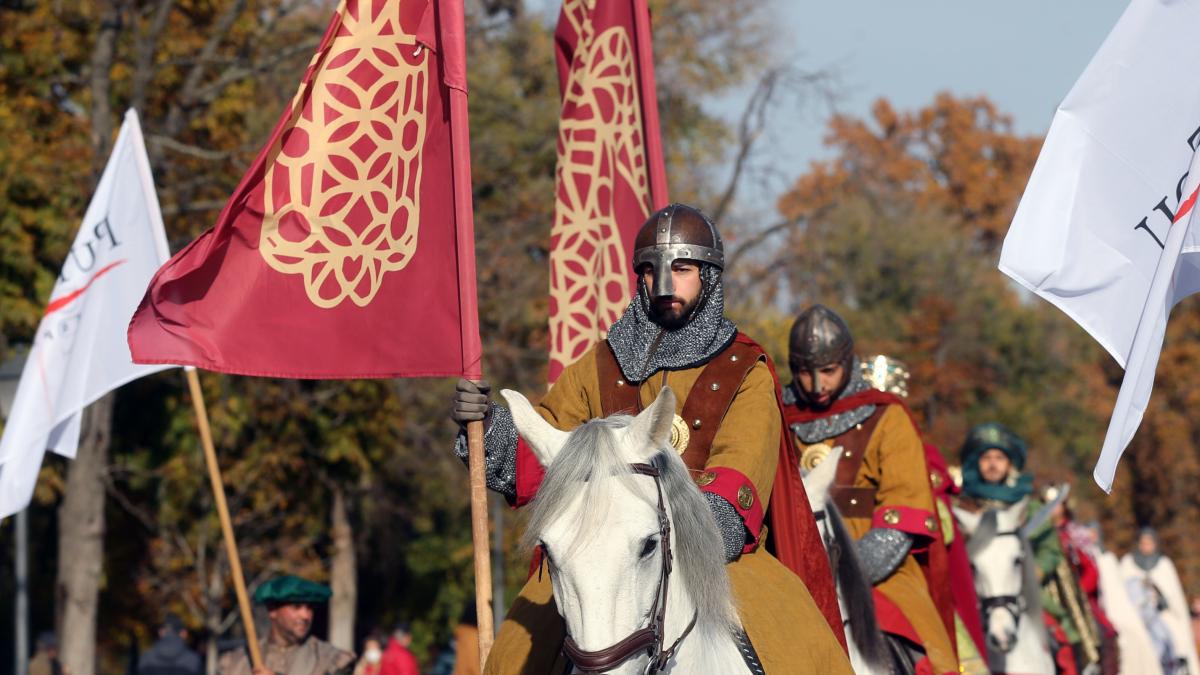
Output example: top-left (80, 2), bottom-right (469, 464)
top-left (594, 339), bottom-right (761, 472)
top-left (817, 407), bottom-right (884, 519)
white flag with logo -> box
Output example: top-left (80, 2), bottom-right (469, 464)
top-left (999, 0), bottom-right (1200, 492)
top-left (0, 110), bottom-right (175, 518)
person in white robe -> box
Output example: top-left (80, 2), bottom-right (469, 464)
top-left (1120, 527), bottom-right (1200, 675)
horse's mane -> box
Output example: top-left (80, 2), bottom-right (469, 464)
top-left (521, 416), bottom-right (738, 640)
top-left (826, 505), bottom-right (892, 672)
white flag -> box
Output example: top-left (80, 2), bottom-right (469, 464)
top-left (0, 110), bottom-right (175, 518)
top-left (999, 0), bottom-right (1200, 492)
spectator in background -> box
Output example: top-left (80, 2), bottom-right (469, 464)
top-left (29, 631), bottom-right (65, 675)
top-left (138, 614), bottom-right (202, 675)
top-left (1121, 527), bottom-right (1200, 675)
top-left (380, 624), bottom-right (419, 675)
top-left (351, 634), bottom-right (384, 675)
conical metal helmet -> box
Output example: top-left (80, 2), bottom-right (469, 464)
top-left (788, 304), bottom-right (855, 406)
top-left (632, 203), bottom-right (724, 298)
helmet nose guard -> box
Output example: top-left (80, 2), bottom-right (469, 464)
top-left (788, 304), bottom-right (856, 404)
top-left (632, 204), bottom-right (724, 299)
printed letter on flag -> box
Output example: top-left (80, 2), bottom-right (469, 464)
top-left (547, 0), bottom-right (667, 382)
top-left (128, 0), bottom-right (481, 380)
top-left (0, 110), bottom-right (174, 518)
top-left (998, 0), bottom-right (1200, 492)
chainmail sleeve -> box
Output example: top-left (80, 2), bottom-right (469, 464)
top-left (705, 492), bottom-right (748, 562)
top-left (856, 527), bottom-right (913, 584)
top-left (454, 402), bottom-right (518, 500)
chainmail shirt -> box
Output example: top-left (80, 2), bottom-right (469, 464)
top-left (785, 359), bottom-right (876, 444)
top-left (605, 265), bottom-right (737, 383)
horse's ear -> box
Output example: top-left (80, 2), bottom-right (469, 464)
top-left (801, 447), bottom-right (840, 511)
top-left (953, 505), bottom-right (982, 537)
top-left (500, 389), bottom-right (568, 467)
top-left (626, 386), bottom-right (677, 458)
top-left (1008, 496), bottom-right (1029, 525)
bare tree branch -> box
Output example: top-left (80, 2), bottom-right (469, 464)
top-left (709, 68), bottom-right (782, 224)
top-left (151, 134), bottom-right (234, 161)
top-left (161, 199), bottom-right (229, 217)
top-left (131, 0), bottom-right (175, 114)
top-left (163, 0), bottom-right (247, 138)
top-left (186, 37), bottom-right (321, 107)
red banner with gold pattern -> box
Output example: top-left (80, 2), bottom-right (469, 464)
top-left (128, 0), bottom-right (482, 379)
top-left (547, 0), bottom-right (668, 383)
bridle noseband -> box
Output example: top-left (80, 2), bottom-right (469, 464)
top-left (976, 530), bottom-right (1025, 644)
top-left (560, 462), bottom-right (698, 674)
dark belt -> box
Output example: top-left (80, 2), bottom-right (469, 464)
top-left (830, 486), bottom-right (876, 519)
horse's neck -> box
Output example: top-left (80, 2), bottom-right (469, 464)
top-left (662, 567), bottom-right (750, 673)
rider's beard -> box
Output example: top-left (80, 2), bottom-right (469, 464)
top-left (648, 294), bottom-right (699, 331)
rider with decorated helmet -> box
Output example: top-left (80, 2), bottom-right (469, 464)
top-left (780, 307), bottom-right (958, 674)
top-left (450, 204), bottom-right (850, 673)
top-left (862, 355), bottom-right (988, 675)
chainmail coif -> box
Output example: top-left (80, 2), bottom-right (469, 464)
top-left (605, 265), bottom-right (737, 383)
top-left (785, 358), bottom-right (876, 443)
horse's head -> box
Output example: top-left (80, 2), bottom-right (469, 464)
top-left (503, 387), bottom-right (736, 674)
top-left (955, 498), bottom-right (1030, 654)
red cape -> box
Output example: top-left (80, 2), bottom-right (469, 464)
top-left (748, 335), bottom-right (847, 651)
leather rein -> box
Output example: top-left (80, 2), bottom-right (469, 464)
top-left (561, 462), bottom-right (699, 674)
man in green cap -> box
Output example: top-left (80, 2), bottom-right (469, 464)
top-left (217, 575), bottom-right (355, 675)
top-left (957, 421), bottom-right (1033, 509)
top-left (956, 424), bottom-right (1095, 672)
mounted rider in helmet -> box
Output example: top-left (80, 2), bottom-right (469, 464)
top-left (451, 204), bottom-right (850, 674)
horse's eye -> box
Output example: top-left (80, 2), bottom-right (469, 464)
top-left (1013, 557), bottom-right (1023, 567)
top-left (640, 537), bottom-right (659, 559)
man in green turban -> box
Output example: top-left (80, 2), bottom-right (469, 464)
top-left (218, 575), bottom-right (355, 675)
top-left (957, 422), bottom-right (1033, 508)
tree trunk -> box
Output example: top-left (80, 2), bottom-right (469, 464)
top-left (203, 536), bottom-right (224, 675)
top-left (328, 487), bottom-right (356, 651)
top-left (56, 4), bottom-right (122, 672)
top-left (55, 393), bottom-right (114, 675)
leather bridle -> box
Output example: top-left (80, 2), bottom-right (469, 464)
top-left (976, 530), bottom-right (1024, 650)
top-left (560, 462), bottom-right (698, 674)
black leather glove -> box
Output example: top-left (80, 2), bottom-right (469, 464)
top-left (451, 378), bottom-right (492, 427)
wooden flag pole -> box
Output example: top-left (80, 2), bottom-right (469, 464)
top-left (467, 418), bottom-right (494, 668)
top-left (185, 367), bottom-right (263, 669)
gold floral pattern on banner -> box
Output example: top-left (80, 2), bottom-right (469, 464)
top-left (549, 0), bottom-right (654, 375)
top-left (260, 5), bottom-right (428, 308)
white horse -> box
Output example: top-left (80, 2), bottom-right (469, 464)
top-left (801, 449), bottom-right (908, 675)
top-left (953, 499), bottom-right (1054, 675)
top-left (502, 386), bottom-right (754, 674)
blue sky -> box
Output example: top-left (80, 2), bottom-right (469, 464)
top-left (719, 0), bottom-right (1130, 201)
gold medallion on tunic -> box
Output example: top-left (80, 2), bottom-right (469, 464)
top-left (800, 442), bottom-right (833, 472)
top-left (669, 414), bottom-right (691, 454)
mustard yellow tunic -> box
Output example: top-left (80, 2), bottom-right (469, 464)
top-left (840, 405), bottom-right (957, 674)
top-left (486, 344), bottom-right (850, 674)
